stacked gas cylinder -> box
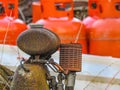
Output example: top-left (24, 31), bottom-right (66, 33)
top-left (83, 0), bottom-right (120, 58)
top-left (32, 0), bottom-right (87, 53)
top-left (32, 0), bottom-right (120, 58)
top-left (0, 0), bottom-right (27, 45)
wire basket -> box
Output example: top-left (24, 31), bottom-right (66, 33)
top-left (60, 43), bottom-right (82, 72)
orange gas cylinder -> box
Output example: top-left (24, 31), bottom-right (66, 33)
top-left (0, 0), bottom-right (27, 45)
top-left (89, 18), bottom-right (120, 57)
top-left (36, 19), bottom-right (87, 53)
top-left (0, 0), bottom-right (18, 18)
top-left (0, 17), bottom-right (27, 45)
top-left (34, 0), bottom-right (87, 53)
top-left (84, 0), bottom-right (120, 57)
top-left (89, 0), bottom-right (120, 18)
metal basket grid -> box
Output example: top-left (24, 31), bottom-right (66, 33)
top-left (60, 43), bottom-right (82, 72)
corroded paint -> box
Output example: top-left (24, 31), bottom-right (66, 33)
top-left (17, 27), bottom-right (60, 56)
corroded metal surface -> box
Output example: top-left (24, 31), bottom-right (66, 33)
top-left (10, 64), bottom-right (49, 90)
top-left (17, 28), bottom-right (60, 56)
top-left (60, 43), bottom-right (82, 72)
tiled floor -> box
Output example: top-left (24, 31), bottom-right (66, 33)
top-left (1, 45), bottom-right (120, 90)
top-left (52, 52), bottom-right (120, 90)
